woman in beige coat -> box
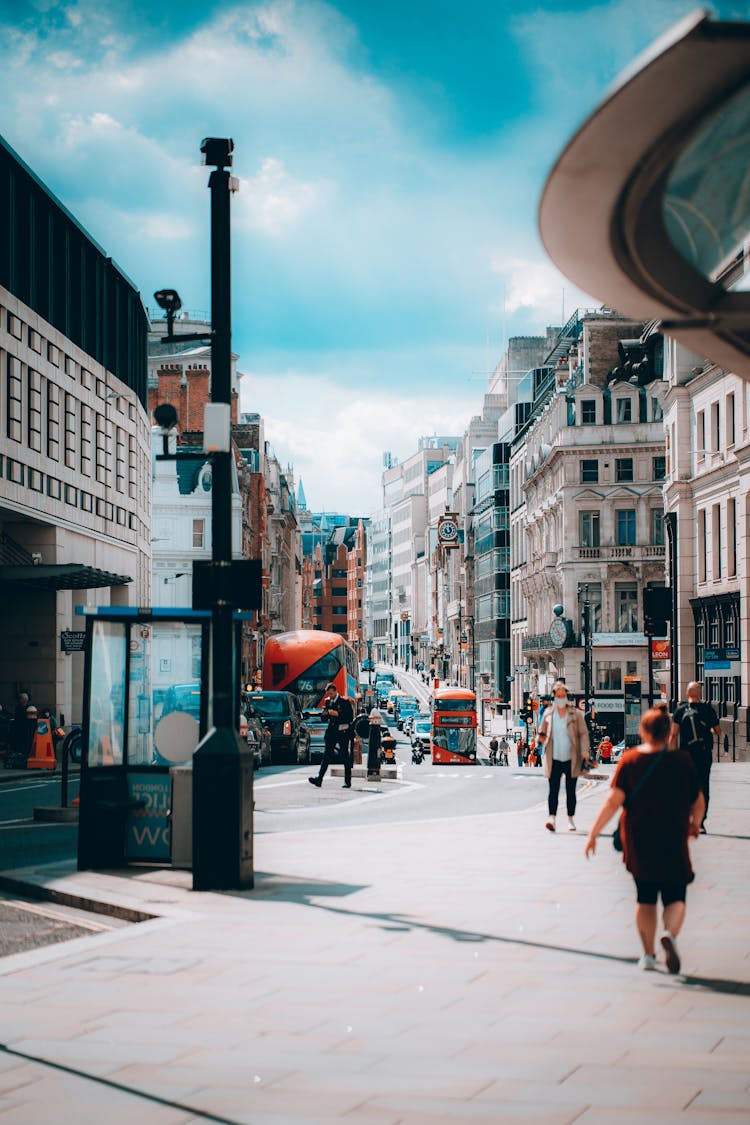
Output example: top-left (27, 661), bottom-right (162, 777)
top-left (536, 681), bottom-right (590, 833)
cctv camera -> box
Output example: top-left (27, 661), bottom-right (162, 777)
top-left (153, 289), bottom-right (182, 313)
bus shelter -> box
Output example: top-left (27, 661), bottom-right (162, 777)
top-left (77, 606), bottom-right (249, 871)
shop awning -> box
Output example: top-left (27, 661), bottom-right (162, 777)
top-left (0, 564), bottom-right (132, 591)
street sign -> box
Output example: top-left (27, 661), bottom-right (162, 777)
top-left (60, 630), bottom-right (86, 654)
top-left (506, 675), bottom-right (514, 682)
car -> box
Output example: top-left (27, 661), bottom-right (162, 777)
top-left (242, 703), bottom-right (272, 768)
top-left (395, 696), bottom-right (419, 729)
top-left (411, 718), bottom-right (432, 751)
top-left (244, 690), bottom-right (311, 765)
top-left (304, 708), bottom-right (328, 763)
top-left (161, 682), bottom-right (202, 720)
top-left (611, 740), bottom-right (627, 763)
top-left (386, 688), bottom-right (406, 713)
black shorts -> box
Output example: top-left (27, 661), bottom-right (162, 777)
top-left (634, 879), bottom-right (687, 907)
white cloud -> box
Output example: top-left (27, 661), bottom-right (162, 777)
top-left (236, 156), bottom-right (326, 236)
top-left (240, 369), bottom-right (477, 513)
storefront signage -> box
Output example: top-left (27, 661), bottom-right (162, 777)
top-left (60, 630), bottom-right (86, 653)
top-left (593, 697), bottom-right (624, 713)
top-left (651, 638), bottom-right (670, 661)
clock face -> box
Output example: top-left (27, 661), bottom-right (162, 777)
top-left (440, 520), bottom-right (458, 540)
top-left (549, 618), bottom-right (567, 647)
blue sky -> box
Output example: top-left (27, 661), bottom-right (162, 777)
top-left (1, 0), bottom-right (746, 510)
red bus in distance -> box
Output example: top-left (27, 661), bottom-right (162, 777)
top-left (431, 686), bottom-right (478, 765)
top-left (261, 630), bottom-right (359, 711)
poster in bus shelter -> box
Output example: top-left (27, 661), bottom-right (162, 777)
top-left (623, 676), bottom-right (642, 746)
top-left (126, 772), bottom-right (171, 861)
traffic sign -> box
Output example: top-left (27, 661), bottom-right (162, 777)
top-left (506, 675), bottom-right (514, 681)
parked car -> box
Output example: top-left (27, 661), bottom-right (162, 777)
top-left (304, 708), bottom-right (328, 763)
top-left (242, 703), bottom-right (272, 768)
top-left (244, 691), bottom-right (310, 765)
top-left (411, 718), bottom-right (432, 752)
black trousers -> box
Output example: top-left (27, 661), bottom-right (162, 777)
top-left (690, 747), bottom-right (712, 822)
top-left (317, 729), bottom-right (351, 784)
top-left (547, 759), bottom-right (578, 817)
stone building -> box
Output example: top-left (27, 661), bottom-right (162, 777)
top-left (512, 310), bottom-right (668, 741)
top-left (663, 339), bottom-right (747, 760)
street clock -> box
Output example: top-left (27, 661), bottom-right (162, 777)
top-left (437, 517), bottom-right (459, 547)
top-left (549, 617), bottom-right (568, 648)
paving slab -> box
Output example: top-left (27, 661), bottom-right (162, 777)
top-left (0, 763), bottom-right (748, 1122)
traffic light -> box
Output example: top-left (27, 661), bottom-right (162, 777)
top-left (643, 585), bottom-right (671, 637)
top-left (521, 691), bottom-right (533, 724)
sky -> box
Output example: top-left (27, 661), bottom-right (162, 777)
top-left (0, 0), bottom-right (746, 513)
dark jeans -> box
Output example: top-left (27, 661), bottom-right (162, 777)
top-left (547, 758), bottom-right (578, 817)
top-left (690, 746), bottom-right (712, 822)
top-left (317, 730), bottom-right (352, 784)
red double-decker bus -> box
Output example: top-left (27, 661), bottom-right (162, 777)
top-left (262, 630), bottom-right (359, 710)
top-left (431, 687), bottom-right (478, 765)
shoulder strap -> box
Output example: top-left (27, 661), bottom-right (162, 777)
top-left (623, 749), bottom-right (666, 807)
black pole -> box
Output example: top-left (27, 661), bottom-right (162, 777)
top-left (582, 585), bottom-right (593, 752)
top-left (647, 637), bottom-right (654, 708)
top-left (192, 138), bottom-right (253, 892)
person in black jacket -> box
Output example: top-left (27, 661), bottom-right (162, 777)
top-left (671, 681), bottom-right (720, 832)
top-left (309, 682), bottom-right (354, 788)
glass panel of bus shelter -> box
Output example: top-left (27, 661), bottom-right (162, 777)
top-left (88, 620), bottom-right (127, 767)
top-left (126, 621), bottom-right (204, 767)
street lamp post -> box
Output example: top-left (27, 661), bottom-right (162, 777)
top-left (579, 583), bottom-right (594, 752)
top-left (192, 138), bottom-right (253, 892)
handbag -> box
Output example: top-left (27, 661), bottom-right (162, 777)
top-left (613, 749), bottom-right (666, 851)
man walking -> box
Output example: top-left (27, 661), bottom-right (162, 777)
top-left (536, 681), bottom-right (589, 832)
top-left (671, 681), bottom-right (719, 832)
top-left (309, 682), bottom-right (355, 789)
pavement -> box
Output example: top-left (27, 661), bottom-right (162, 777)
top-left (0, 759), bottom-right (749, 1124)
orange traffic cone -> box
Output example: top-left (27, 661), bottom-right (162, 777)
top-left (27, 715), bottom-right (57, 770)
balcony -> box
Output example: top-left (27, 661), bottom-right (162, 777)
top-left (573, 544), bottom-right (666, 562)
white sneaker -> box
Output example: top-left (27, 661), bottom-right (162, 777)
top-left (661, 931), bottom-right (681, 975)
top-left (545, 816), bottom-right (556, 833)
top-left (567, 819), bottom-right (576, 832)
top-left (638, 954), bottom-right (656, 971)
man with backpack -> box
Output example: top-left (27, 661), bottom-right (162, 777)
top-left (671, 682), bottom-right (720, 832)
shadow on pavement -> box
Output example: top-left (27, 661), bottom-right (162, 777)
top-left (241, 874), bottom-right (637, 966)
top-left (679, 974), bottom-right (750, 997)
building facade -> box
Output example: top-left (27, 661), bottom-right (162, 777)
top-left (0, 134), bottom-right (151, 722)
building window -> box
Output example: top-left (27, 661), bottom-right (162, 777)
top-left (616, 509), bottom-right (636, 546)
top-left (578, 583), bottom-right (602, 631)
top-left (46, 383), bottom-right (60, 460)
top-left (331, 587), bottom-right (347, 597)
top-left (710, 402), bottom-right (720, 452)
top-left (6, 355), bottom-right (22, 442)
top-left (64, 394), bottom-right (76, 469)
top-left (651, 397), bottom-right (663, 422)
top-left (65, 484), bottom-right (78, 506)
top-left (579, 511), bottom-right (600, 548)
top-left (28, 369), bottom-right (42, 452)
top-left (697, 410), bottom-right (705, 457)
top-left (596, 661), bottom-right (622, 691)
top-left (29, 468), bottom-right (43, 492)
top-left (626, 660), bottom-right (638, 677)
top-left (712, 503), bottom-right (721, 581)
top-left (616, 398), bottom-right (632, 423)
top-left (80, 404), bottom-right (92, 477)
top-left (47, 477), bottom-right (61, 499)
top-left (653, 456), bottom-right (666, 481)
top-left (615, 458), bottom-right (633, 482)
top-left (727, 392), bottom-right (736, 446)
top-left (651, 509), bottom-right (665, 545)
top-left (95, 413), bottom-right (108, 484)
top-left (698, 509), bottom-right (707, 582)
top-left (615, 583), bottom-right (638, 631)
top-left (728, 497), bottom-right (737, 577)
top-left (580, 459), bottom-right (598, 483)
top-left (580, 399), bottom-right (597, 424)
top-left (193, 519), bottom-right (205, 548)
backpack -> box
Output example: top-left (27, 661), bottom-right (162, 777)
top-left (679, 704), bottom-right (711, 751)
